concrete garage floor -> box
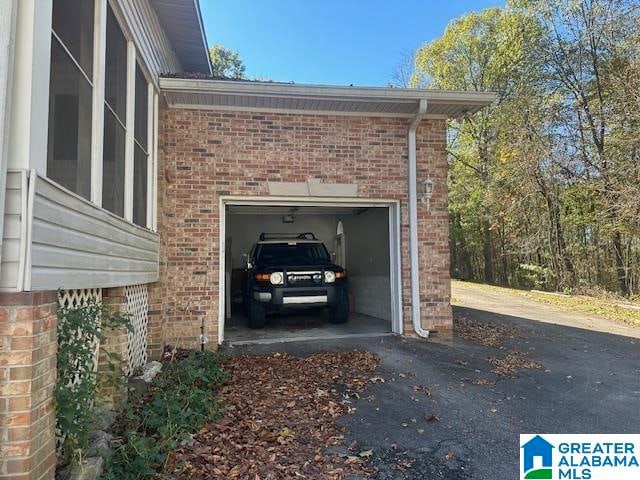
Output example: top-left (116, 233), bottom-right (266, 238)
top-left (225, 305), bottom-right (640, 479)
top-left (224, 310), bottom-right (392, 345)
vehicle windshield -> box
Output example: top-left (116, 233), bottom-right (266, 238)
top-left (255, 242), bottom-right (330, 266)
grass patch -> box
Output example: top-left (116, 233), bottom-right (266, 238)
top-left (453, 279), bottom-right (640, 328)
top-left (526, 291), bottom-right (640, 327)
top-left (101, 351), bottom-right (228, 480)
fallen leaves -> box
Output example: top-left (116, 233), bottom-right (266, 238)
top-left (470, 378), bottom-right (490, 385)
top-left (424, 413), bottom-right (440, 422)
top-left (487, 351), bottom-right (543, 377)
top-left (171, 350), bottom-right (379, 479)
top-left (454, 316), bottom-right (521, 348)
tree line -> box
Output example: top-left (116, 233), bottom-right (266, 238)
top-left (405, 0), bottom-right (640, 296)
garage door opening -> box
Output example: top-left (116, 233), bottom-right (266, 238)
top-left (219, 198), bottom-right (402, 344)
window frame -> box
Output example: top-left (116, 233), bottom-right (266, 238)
top-left (47, 2), bottom-right (95, 201)
top-left (47, 0), bottom-right (158, 231)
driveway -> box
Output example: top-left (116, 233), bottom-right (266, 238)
top-left (225, 291), bottom-right (640, 479)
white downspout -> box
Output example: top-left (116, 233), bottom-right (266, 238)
top-left (408, 99), bottom-right (430, 338)
top-left (0, 0), bottom-right (18, 272)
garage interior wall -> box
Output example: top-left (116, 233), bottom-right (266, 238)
top-left (338, 208), bottom-right (391, 321)
top-left (226, 213), bottom-right (338, 269)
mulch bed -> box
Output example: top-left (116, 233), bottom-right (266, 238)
top-left (170, 350), bottom-right (379, 479)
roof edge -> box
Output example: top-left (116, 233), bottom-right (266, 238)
top-left (159, 77), bottom-right (497, 105)
top-left (192, 0), bottom-right (212, 74)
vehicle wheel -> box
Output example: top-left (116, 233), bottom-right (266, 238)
top-left (248, 300), bottom-right (267, 329)
top-left (328, 293), bottom-right (349, 324)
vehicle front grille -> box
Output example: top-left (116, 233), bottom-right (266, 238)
top-left (286, 271), bottom-right (322, 287)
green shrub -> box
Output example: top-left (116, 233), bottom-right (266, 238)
top-left (515, 263), bottom-right (551, 290)
top-left (56, 298), bottom-right (130, 465)
top-left (102, 351), bottom-right (228, 480)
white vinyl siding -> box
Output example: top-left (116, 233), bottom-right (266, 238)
top-left (0, 171), bottom-right (28, 290)
top-left (0, 170), bottom-right (159, 292)
top-left (29, 174), bottom-right (159, 290)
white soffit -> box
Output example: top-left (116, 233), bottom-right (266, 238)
top-left (159, 78), bottom-right (497, 118)
top-left (150, 0), bottom-right (211, 73)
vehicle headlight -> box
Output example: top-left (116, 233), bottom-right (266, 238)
top-left (270, 272), bottom-right (284, 285)
top-left (324, 271), bottom-right (336, 283)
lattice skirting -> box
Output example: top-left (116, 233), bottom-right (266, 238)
top-left (58, 288), bottom-right (103, 376)
top-left (124, 284), bottom-right (149, 375)
top-left (57, 286), bottom-right (149, 377)
top-left (56, 288), bottom-right (103, 451)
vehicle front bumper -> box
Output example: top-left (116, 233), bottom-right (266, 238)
top-left (252, 284), bottom-right (344, 306)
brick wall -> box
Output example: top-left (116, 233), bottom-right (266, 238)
top-left (0, 291), bottom-right (57, 480)
top-left (96, 287), bottom-right (129, 410)
top-left (152, 109), bottom-right (452, 349)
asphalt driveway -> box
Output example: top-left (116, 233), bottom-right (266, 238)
top-left (224, 299), bottom-right (640, 479)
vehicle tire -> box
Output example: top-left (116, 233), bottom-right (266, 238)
top-left (328, 292), bottom-right (349, 324)
top-left (248, 299), bottom-right (267, 329)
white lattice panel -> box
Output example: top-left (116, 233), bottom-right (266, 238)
top-left (56, 288), bottom-right (102, 452)
top-left (59, 288), bottom-right (102, 308)
top-left (124, 284), bottom-right (149, 375)
top-left (58, 288), bottom-right (103, 377)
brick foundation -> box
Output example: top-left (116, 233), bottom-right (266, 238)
top-left (0, 291), bottom-right (57, 480)
top-left (156, 109), bottom-right (452, 349)
top-left (96, 288), bottom-right (129, 410)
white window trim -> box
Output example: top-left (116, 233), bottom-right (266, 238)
top-left (152, 92), bottom-right (158, 231)
top-left (91, 0), bottom-right (107, 206)
top-left (123, 41), bottom-right (136, 222)
top-left (146, 82), bottom-right (154, 229)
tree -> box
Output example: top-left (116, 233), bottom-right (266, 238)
top-left (511, 0), bottom-right (640, 294)
top-left (410, 0), bottom-right (640, 295)
top-left (209, 44), bottom-right (246, 79)
top-left (390, 49), bottom-right (419, 88)
top-left (412, 7), bottom-right (541, 284)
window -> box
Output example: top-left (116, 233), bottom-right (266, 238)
top-left (133, 65), bottom-right (149, 227)
top-left (47, 0), bottom-right (94, 199)
top-left (46, 0), bottom-right (156, 229)
top-left (102, 5), bottom-right (127, 216)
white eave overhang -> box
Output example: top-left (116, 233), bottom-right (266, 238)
top-left (151, 0), bottom-right (212, 73)
top-left (159, 78), bottom-right (497, 118)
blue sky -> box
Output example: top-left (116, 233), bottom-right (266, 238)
top-left (200, 0), bottom-right (505, 86)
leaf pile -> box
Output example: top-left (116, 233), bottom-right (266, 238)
top-left (487, 351), bottom-right (543, 377)
top-left (454, 316), bottom-right (521, 348)
top-left (171, 350), bottom-right (379, 479)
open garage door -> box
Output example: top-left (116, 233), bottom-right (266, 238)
top-left (218, 197), bottom-right (402, 344)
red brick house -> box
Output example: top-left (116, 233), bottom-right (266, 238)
top-left (0, 0), bottom-right (493, 477)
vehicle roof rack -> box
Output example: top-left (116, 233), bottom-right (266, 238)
top-left (259, 232), bottom-right (317, 241)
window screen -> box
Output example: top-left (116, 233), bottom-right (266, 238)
top-left (102, 4), bottom-right (128, 216)
top-left (47, 37), bottom-right (93, 199)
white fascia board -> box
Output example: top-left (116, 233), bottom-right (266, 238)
top-left (158, 77), bottom-right (497, 106)
top-left (191, 0), bottom-right (211, 74)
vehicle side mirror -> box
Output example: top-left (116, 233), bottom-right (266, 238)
top-left (242, 253), bottom-right (251, 269)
